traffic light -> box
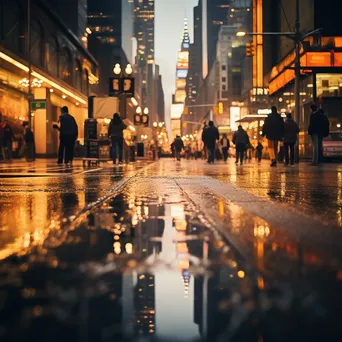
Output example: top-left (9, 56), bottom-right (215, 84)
top-left (218, 101), bottom-right (224, 115)
top-left (246, 43), bottom-right (255, 57)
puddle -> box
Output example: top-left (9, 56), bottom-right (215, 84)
top-left (0, 178), bottom-right (341, 341)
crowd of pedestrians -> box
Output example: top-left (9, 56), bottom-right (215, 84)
top-left (170, 104), bottom-right (330, 167)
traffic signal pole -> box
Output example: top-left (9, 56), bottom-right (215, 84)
top-left (294, 0), bottom-right (301, 125)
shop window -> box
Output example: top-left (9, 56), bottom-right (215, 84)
top-left (316, 73), bottom-right (342, 97)
top-left (59, 48), bottom-right (72, 83)
top-left (46, 36), bottom-right (59, 76)
top-left (30, 20), bottom-right (44, 67)
top-left (74, 59), bottom-right (83, 92)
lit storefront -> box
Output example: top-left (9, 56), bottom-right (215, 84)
top-left (267, 38), bottom-right (342, 157)
top-left (0, 47), bottom-right (98, 157)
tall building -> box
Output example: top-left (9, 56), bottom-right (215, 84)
top-left (171, 19), bottom-right (190, 139)
top-left (0, 0), bottom-right (98, 156)
top-left (133, 0), bottom-right (155, 110)
top-left (45, 0), bottom-right (88, 41)
top-left (200, 0), bottom-right (231, 79)
top-left (87, 0), bottom-right (133, 95)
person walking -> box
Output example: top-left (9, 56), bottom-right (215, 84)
top-left (56, 106), bottom-right (78, 165)
top-left (22, 122), bottom-right (35, 162)
top-left (308, 104), bottom-right (330, 166)
top-left (283, 113), bottom-right (299, 166)
top-left (255, 141), bottom-right (264, 163)
top-left (108, 113), bottom-right (126, 165)
top-left (2, 120), bottom-right (15, 162)
top-left (233, 125), bottom-right (249, 165)
top-left (173, 135), bottom-right (184, 161)
top-left (220, 134), bottom-right (230, 163)
top-left (202, 121), bottom-right (219, 164)
top-left (262, 106), bottom-right (285, 167)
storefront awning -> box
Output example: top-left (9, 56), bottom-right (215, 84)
top-left (236, 114), bottom-right (286, 123)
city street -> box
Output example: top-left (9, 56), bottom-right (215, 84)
top-left (0, 158), bottom-right (342, 342)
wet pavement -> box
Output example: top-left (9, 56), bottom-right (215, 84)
top-left (0, 159), bottom-right (342, 341)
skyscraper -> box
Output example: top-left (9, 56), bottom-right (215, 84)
top-left (171, 19), bottom-right (190, 139)
top-left (133, 0), bottom-right (155, 111)
top-left (45, 0), bottom-right (88, 41)
top-left (200, 0), bottom-right (231, 79)
top-left (134, 0), bottom-right (155, 65)
top-left (87, 0), bottom-right (133, 95)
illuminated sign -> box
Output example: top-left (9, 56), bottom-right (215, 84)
top-left (176, 79), bottom-right (186, 89)
top-left (177, 51), bottom-right (189, 70)
top-left (171, 104), bottom-right (184, 119)
top-left (176, 69), bottom-right (188, 78)
top-left (230, 107), bottom-right (240, 131)
top-left (175, 90), bottom-right (186, 103)
top-left (257, 109), bottom-right (272, 115)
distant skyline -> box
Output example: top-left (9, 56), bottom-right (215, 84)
top-left (155, 0), bottom-right (198, 132)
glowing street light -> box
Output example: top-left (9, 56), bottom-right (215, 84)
top-left (236, 31), bottom-right (246, 37)
top-left (153, 122), bottom-right (158, 127)
top-left (143, 107), bottom-right (149, 115)
top-left (125, 64), bottom-right (133, 75)
top-left (113, 63), bottom-right (121, 75)
top-left (136, 106), bottom-right (142, 114)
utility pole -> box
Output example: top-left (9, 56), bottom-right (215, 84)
top-left (294, 0), bottom-right (301, 125)
top-left (27, 0), bottom-right (32, 126)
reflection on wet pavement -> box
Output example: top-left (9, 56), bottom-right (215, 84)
top-left (0, 161), bottom-right (149, 260)
top-left (1, 171), bottom-right (342, 341)
top-left (144, 159), bottom-right (342, 227)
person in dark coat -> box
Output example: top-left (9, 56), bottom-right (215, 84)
top-left (262, 106), bottom-right (285, 167)
top-left (255, 141), bottom-right (264, 163)
top-left (202, 120), bottom-right (219, 164)
top-left (56, 106), bottom-right (78, 165)
top-left (232, 125), bottom-right (249, 165)
top-left (308, 104), bottom-right (330, 165)
top-left (172, 135), bottom-right (184, 161)
top-left (108, 113), bottom-right (127, 165)
top-left (220, 133), bottom-right (230, 162)
top-left (2, 119), bottom-right (15, 161)
top-left (22, 122), bottom-right (35, 162)
top-left (283, 113), bottom-right (299, 166)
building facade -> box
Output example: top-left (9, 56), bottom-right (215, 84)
top-left (0, 0), bottom-right (98, 157)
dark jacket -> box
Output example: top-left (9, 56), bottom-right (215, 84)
top-left (108, 120), bottom-right (126, 139)
top-left (24, 128), bottom-right (34, 143)
top-left (220, 137), bottom-right (230, 149)
top-left (3, 124), bottom-right (14, 142)
top-left (232, 129), bottom-right (249, 147)
top-left (173, 137), bottom-right (184, 152)
top-left (262, 113), bottom-right (285, 141)
top-left (202, 126), bottom-right (219, 148)
top-left (308, 110), bottom-right (330, 137)
top-left (59, 113), bottom-right (78, 139)
top-left (256, 142), bottom-right (264, 152)
top-left (283, 118), bottom-right (299, 143)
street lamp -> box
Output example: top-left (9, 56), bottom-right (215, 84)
top-left (125, 64), bottom-right (133, 75)
top-left (113, 63), bottom-right (122, 75)
top-left (153, 122), bottom-right (158, 127)
top-left (143, 107), bottom-right (149, 115)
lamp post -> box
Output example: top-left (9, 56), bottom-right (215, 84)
top-left (111, 63), bottom-right (134, 119)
